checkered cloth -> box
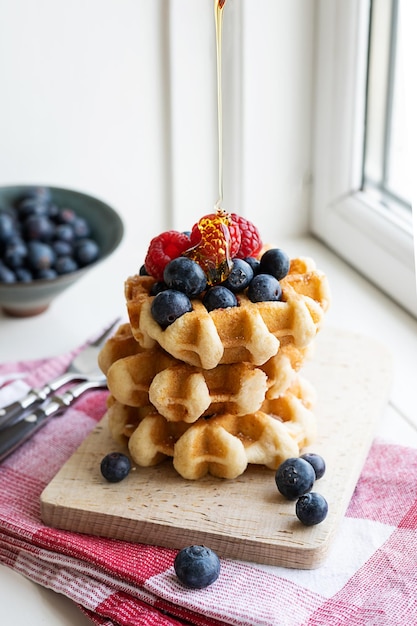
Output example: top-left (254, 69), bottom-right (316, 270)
top-left (1, 346), bottom-right (416, 626)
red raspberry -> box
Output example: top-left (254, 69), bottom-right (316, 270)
top-left (190, 213), bottom-right (241, 257)
top-left (231, 213), bottom-right (263, 259)
top-left (144, 230), bottom-right (191, 280)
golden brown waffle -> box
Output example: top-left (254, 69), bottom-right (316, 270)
top-left (98, 322), bottom-right (142, 375)
top-left (125, 257), bottom-right (330, 369)
top-left (112, 375), bottom-right (317, 479)
top-left (107, 354), bottom-right (269, 423)
top-left (104, 341), bottom-right (311, 424)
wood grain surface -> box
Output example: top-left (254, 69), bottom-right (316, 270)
top-left (40, 327), bottom-right (392, 569)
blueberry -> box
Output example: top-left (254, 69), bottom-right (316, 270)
top-left (151, 289), bottom-right (192, 328)
top-left (296, 492), bottom-right (328, 526)
top-left (247, 273), bottom-right (282, 303)
top-left (27, 241), bottom-right (56, 271)
top-left (52, 239), bottom-right (73, 257)
top-left (16, 196), bottom-right (49, 218)
top-left (203, 285), bottom-right (238, 311)
top-left (100, 452), bottom-right (131, 483)
top-left (23, 214), bottom-right (55, 241)
top-left (16, 186), bottom-right (52, 207)
top-left (275, 457), bottom-right (316, 500)
top-left (73, 238), bottom-right (99, 266)
top-left (259, 248), bottom-right (290, 281)
top-left (174, 545), bottom-right (220, 589)
top-left (15, 267), bottom-right (33, 282)
top-left (244, 256), bottom-right (260, 275)
top-left (72, 216), bottom-right (91, 238)
top-left (36, 268), bottom-right (58, 280)
top-left (0, 211), bottom-right (15, 244)
top-left (3, 241), bottom-right (27, 269)
top-left (149, 281), bottom-right (167, 296)
top-left (0, 263), bottom-right (16, 283)
top-left (56, 207), bottom-right (77, 224)
top-left (221, 258), bottom-right (254, 292)
top-left (139, 264), bottom-right (149, 276)
top-left (55, 255), bottom-right (79, 275)
top-left (55, 223), bottom-right (75, 243)
top-left (300, 453), bottom-right (326, 480)
top-left (163, 257), bottom-right (207, 297)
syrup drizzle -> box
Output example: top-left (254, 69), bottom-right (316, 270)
top-left (214, 0), bottom-right (226, 211)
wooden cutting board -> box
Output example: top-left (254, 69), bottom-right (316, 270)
top-left (40, 327), bottom-right (392, 569)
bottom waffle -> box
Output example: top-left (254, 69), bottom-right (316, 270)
top-left (106, 376), bottom-right (317, 480)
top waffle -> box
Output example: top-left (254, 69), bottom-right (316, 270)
top-left (125, 257), bottom-right (330, 369)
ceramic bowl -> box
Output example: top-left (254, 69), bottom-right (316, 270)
top-left (0, 185), bottom-right (124, 317)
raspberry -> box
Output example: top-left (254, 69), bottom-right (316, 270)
top-left (190, 212), bottom-right (241, 257)
top-left (231, 213), bottom-right (263, 259)
top-left (144, 230), bottom-right (191, 280)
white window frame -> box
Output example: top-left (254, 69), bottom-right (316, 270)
top-left (311, 0), bottom-right (416, 318)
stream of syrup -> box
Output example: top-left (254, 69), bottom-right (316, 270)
top-left (214, 0), bottom-right (227, 211)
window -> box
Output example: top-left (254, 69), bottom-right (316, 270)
top-left (363, 0), bottom-right (411, 224)
top-left (311, 0), bottom-right (416, 318)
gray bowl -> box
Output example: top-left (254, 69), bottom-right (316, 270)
top-left (0, 185), bottom-right (124, 317)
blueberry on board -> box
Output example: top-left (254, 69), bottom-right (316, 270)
top-left (296, 492), bottom-right (328, 526)
top-left (163, 257), bottom-right (207, 297)
top-left (27, 241), bottom-right (56, 271)
top-left (73, 238), bottom-right (99, 266)
top-left (300, 453), bottom-right (326, 480)
top-left (247, 273), bottom-right (282, 303)
top-left (100, 452), bottom-right (131, 483)
top-left (151, 289), bottom-right (193, 328)
top-left (275, 457), bottom-right (316, 500)
top-left (203, 285), bottom-right (238, 312)
top-left (259, 248), bottom-right (290, 281)
top-left (221, 258), bottom-right (254, 292)
top-left (174, 545), bottom-right (220, 589)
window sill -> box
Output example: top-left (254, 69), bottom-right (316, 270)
top-left (281, 235), bottom-right (417, 443)
top-left (311, 192), bottom-right (417, 318)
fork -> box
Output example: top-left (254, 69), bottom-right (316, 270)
top-left (0, 317), bottom-right (120, 430)
top-left (0, 374), bottom-right (108, 462)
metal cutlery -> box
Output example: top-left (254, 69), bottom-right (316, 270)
top-left (0, 375), bottom-right (107, 462)
top-left (0, 317), bottom-right (120, 430)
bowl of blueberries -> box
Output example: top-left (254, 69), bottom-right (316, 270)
top-left (0, 184), bottom-right (124, 317)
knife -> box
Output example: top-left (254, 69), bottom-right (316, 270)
top-left (0, 377), bottom-right (107, 462)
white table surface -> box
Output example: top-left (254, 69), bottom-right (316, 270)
top-left (1, 235), bottom-right (417, 624)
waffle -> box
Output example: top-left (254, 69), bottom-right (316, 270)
top-left (115, 375), bottom-right (317, 479)
top-left (104, 339), bottom-right (311, 423)
top-left (125, 257), bottom-right (330, 369)
top-left (98, 322), bottom-right (142, 375)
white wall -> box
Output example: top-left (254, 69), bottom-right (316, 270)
top-left (0, 0), bottom-right (315, 265)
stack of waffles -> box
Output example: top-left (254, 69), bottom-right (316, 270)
top-left (98, 256), bottom-right (331, 480)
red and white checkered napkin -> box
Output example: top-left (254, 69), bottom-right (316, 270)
top-left (1, 350), bottom-right (417, 626)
